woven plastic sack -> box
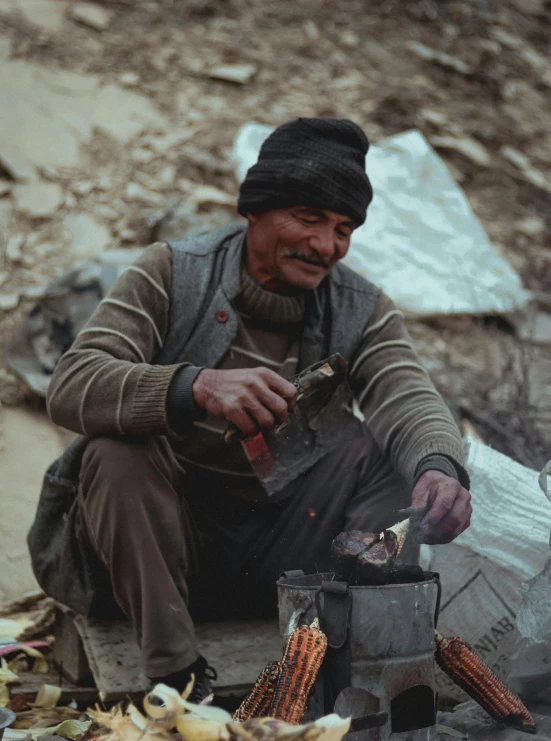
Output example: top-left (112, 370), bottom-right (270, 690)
top-left (420, 439), bottom-right (551, 702)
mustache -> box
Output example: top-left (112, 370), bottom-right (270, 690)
top-left (284, 250), bottom-right (330, 269)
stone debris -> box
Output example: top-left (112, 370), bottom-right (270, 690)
top-left (0, 59), bottom-right (167, 178)
top-left (501, 146), bottom-right (550, 192)
top-left (146, 128), bottom-right (200, 155)
top-left (125, 181), bottom-right (165, 205)
top-left (13, 182), bottom-right (64, 217)
top-left (491, 28), bottom-right (551, 88)
top-left (70, 2), bottom-right (113, 32)
top-left (406, 41), bottom-right (473, 76)
top-left (303, 20), bottom-right (320, 41)
top-left (339, 30), bottom-right (359, 48)
top-left (156, 164), bottom-right (177, 186)
top-left (119, 71), bottom-right (140, 87)
top-left (63, 212), bottom-right (112, 257)
top-left (1, 0), bottom-right (66, 33)
top-left (207, 63), bottom-right (258, 84)
top-left (21, 285), bottom-right (46, 300)
top-left (0, 292), bottom-right (20, 311)
top-left (516, 215), bottom-right (546, 237)
top-left (430, 136), bottom-right (492, 167)
top-left (132, 147), bottom-right (157, 164)
top-left (6, 235), bottom-right (24, 264)
top-left (71, 181), bottom-right (94, 196)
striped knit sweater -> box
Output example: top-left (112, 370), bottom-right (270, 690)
top-left (46, 241), bottom-right (468, 490)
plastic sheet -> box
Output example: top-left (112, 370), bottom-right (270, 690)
top-left (420, 439), bottom-right (551, 701)
top-left (233, 124), bottom-right (530, 315)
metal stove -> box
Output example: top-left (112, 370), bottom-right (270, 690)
top-left (277, 570), bottom-right (441, 741)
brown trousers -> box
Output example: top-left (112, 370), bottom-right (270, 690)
top-left (78, 428), bottom-right (409, 677)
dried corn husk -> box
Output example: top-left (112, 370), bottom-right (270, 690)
top-left (90, 686), bottom-right (350, 741)
top-left (0, 657), bottom-right (19, 707)
top-left (90, 705), bottom-right (171, 741)
top-left (34, 683), bottom-right (62, 709)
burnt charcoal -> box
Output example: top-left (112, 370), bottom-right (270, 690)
top-left (331, 530), bottom-right (379, 581)
top-left (353, 541), bottom-right (390, 586)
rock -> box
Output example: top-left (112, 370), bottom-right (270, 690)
top-left (21, 285), bottom-right (45, 300)
top-left (517, 215), bottom-right (546, 237)
top-left (72, 180), bottom-right (94, 195)
top-left (131, 147), bottom-right (156, 164)
top-left (0, 200), bottom-right (12, 231)
top-left (1, 0), bottom-right (66, 33)
top-left (0, 37), bottom-right (12, 62)
top-left (125, 181), bottom-right (165, 205)
top-left (406, 41), bottom-right (473, 75)
top-left (13, 181), bottom-right (64, 217)
top-left (6, 235), bottom-right (24, 264)
top-left (118, 227), bottom-right (138, 242)
top-left (0, 292), bottom-right (20, 310)
top-left (430, 135), bottom-right (492, 167)
top-left (0, 407), bottom-right (70, 609)
top-left (154, 199), bottom-right (238, 242)
top-left (339, 30), bottom-right (359, 48)
top-left (146, 128), bottom-right (199, 155)
top-left (303, 20), bottom-right (320, 41)
top-left (64, 192), bottom-right (77, 209)
top-left (94, 204), bottom-right (118, 219)
top-left (0, 272), bottom-right (8, 287)
top-left (63, 212), bottom-right (112, 257)
top-left (70, 2), bottom-right (113, 31)
top-left (188, 184), bottom-right (236, 207)
top-left (420, 109), bottom-right (448, 126)
top-left (0, 60), bottom-right (168, 179)
top-left (91, 84), bottom-right (169, 141)
top-left (0, 181), bottom-right (11, 197)
top-left (96, 175), bottom-right (112, 191)
top-left (33, 242), bottom-right (59, 258)
top-left (157, 164), bottom-right (176, 186)
top-left (207, 63), bottom-right (258, 84)
top-left (491, 28), bottom-right (551, 88)
top-left (119, 71), bottom-right (139, 87)
top-left (501, 146), bottom-right (550, 192)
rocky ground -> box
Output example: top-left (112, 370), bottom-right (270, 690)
top-left (0, 0), bottom-right (550, 467)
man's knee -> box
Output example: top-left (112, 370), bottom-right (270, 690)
top-left (80, 436), bottom-right (178, 504)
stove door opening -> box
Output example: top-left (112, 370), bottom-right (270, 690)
top-left (390, 685), bottom-right (436, 733)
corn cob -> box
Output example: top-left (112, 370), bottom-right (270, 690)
top-left (435, 630), bottom-right (536, 734)
top-left (268, 621), bottom-right (328, 725)
top-left (233, 662), bottom-right (281, 721)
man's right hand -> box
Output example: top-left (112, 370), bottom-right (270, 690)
top-left (192, 368), bottom-right (298, 437)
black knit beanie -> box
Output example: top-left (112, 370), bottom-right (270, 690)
top-left (237, 118), bottom-right (373, 226)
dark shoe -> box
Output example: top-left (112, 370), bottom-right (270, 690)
top-left (188, 663), bottom-right (218, 704)
top-left (149, 655), bottom-right (217, 700)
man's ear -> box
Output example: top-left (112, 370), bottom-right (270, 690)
top-left (246, 211), bottom-right (259, 225)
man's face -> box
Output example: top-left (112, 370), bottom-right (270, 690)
top-left (245, 206), bottom-right (357, 290)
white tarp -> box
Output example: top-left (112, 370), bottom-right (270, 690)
top-left (420, 438), bottom-right (551, 701)
top-left (233, 123), bottom-right (530, 316)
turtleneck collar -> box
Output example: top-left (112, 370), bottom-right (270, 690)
top-left (238, 264), bottom-right (305, 324)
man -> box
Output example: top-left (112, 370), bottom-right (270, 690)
top-left (29, 118), bottom-right (471, 701)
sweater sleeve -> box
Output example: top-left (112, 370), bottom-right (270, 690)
top-left (46, 242), bottom-right (187, 437)
top-left (349, 291), bottom-right (469, 488)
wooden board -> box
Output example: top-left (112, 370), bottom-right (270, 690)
top-left (60, 614), bottom-right (281, 700)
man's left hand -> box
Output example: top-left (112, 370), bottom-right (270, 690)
top-left (409, 470), bottom-right (472, 544)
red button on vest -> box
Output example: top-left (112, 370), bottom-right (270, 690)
top-left (216, 309), bottom-right (229, 323)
